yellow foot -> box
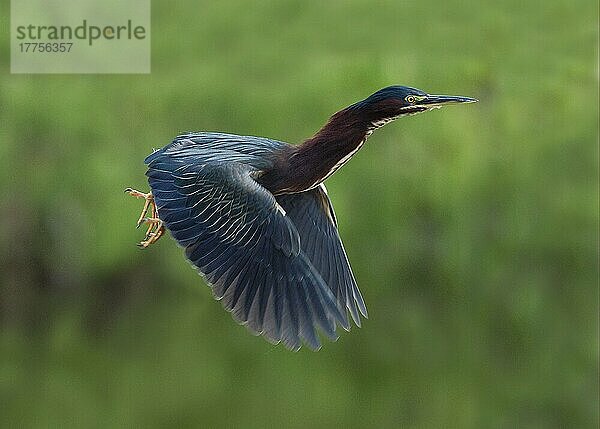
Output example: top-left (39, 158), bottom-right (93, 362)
top-left (125, 188), bottom-right (165, 248)
top-left (137, 217), bottom-right (165, 248)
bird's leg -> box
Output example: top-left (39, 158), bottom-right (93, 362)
top-left (125, 188), bottom-right (153, 227)
top-left (125, 187), bottom-right (165, 248)
top-left (138, 217), bottom-right (165, 248)
top-left (138, 199), bottom-right (165, 248)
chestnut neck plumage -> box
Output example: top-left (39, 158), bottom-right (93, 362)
top-left (260, 103), bottom-right (395, 195)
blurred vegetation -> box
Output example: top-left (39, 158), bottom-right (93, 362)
top-left (0, 0), bottom-right (598, 428)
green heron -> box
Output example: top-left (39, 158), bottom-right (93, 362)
top-left (126, 85), bottom-right (477, 351)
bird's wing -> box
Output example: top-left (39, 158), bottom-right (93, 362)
top-left (145, 155), bottom-right (347, 351)
top-left (146, 132), bottom-right (288, 168)
top-left (276, 185), bottom-right (367, 328)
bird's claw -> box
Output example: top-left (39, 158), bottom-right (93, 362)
top-left (125, 187), bottom-right (165, 248)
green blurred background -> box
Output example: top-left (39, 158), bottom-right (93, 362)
top-left (1, 1), bottom-right (598, 427)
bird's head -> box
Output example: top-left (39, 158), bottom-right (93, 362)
top-left (352, 85), bottom-right (477, 129)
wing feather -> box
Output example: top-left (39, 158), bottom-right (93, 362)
top-left (145, 138), bottom-right (347, 350)
top-left (276, 185), bottom-right (368, 328)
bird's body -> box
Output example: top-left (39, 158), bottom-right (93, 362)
top-left (127, 86), bottom-right (476, 350)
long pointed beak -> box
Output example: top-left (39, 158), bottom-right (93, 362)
top-left (422, 94), bottom-right (478, 107)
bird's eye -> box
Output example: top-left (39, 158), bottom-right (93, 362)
top-left (405, 95), bottom-right (416, 103)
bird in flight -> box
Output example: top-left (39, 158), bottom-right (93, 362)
top-left (126, 86), bottom-right (477, 351)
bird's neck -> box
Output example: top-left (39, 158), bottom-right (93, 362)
top-left (281, 107), bottom-right (372, 192)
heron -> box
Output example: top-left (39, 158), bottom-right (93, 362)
top-left (125, 85), bottom-right (477, 351)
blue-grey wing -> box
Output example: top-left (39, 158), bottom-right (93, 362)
top-left (145, 148), bottom-right (346, 351)
top-left (276, 185), bottom-right (367, 328)
top-left (145, 132), bottom-right (288, 169)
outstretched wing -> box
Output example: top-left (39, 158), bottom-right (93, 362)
top-left (276, 185), bottom-right (367, 328)
top-left (145, 151), bottom-right (347, 350)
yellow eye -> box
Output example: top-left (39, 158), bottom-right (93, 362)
top-left (405, 95), bottom-right (416, 103)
